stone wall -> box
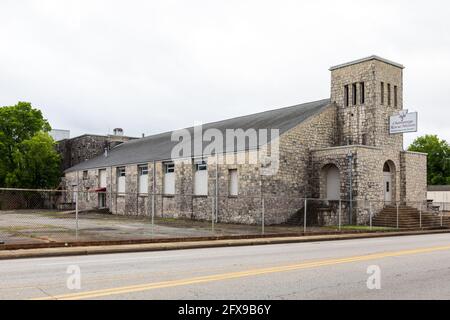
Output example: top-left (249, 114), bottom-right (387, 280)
top-left (62, 104), bottom-right (339, 225)
top-left (261, 103), bottom-right (337, 224)
top-left (330, 59), bottom-right (403, 150)
top-left (311, 145), bottom-right (405, 225)
top-left (401, 151), bottom-right (428, 207)
top-left (56, 134), bottom-right (136, 171)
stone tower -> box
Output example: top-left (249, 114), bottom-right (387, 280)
top-left (330, 56), bottom-right (404, 150)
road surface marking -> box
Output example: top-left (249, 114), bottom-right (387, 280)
top-left (32, 244), bottom-right (450, 300)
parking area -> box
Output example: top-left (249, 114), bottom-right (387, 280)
top-left (0, 209), bottom-right (323, 245)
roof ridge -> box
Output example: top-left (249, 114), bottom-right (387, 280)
top-left (124, 98), bottom-right (331, 145)
top-left (65, 98), bottom-right (332, 172)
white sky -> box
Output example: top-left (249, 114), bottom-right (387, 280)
top-left (1, 0), bottom-right (449, 148)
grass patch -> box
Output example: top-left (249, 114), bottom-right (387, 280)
top-left (326, 225), bottom-right (396, 232)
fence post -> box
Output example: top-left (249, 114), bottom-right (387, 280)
top-left (396, 202), bottom-right (399, 229)
top-left (151, 161), bottom-right (156, 236)
top-left (109, 166), bottom-right (113, 213)
top-left (441, 210), bottom-right (443, 228)
top-left (211, 195), bottom-right (215, 233)
top-left (261, 197), bottom-right (265, 235)
top-left (215, 153), bottom-right (219, 223)
top-left (338, 199), bottom-right (342, 231)
top-left (304, 198), bottom-right (307, 233)
top-left (419, 202), bottom-right (422, 229)
top-left (75, 172), bottom-right (79, 240)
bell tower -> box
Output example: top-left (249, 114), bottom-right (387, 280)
top-left (330, 56), bottom-right (404, 150)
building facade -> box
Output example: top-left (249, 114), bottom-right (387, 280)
top-left (63, 56), bottom-right (427, 225)
top-left (56, 129), bottom-right (137, 171)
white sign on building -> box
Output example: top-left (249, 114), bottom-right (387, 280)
top-left (389, 110), bottom-right (418, 134)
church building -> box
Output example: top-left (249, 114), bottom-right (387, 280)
top-left (63, 56), bottom-right (427, 225)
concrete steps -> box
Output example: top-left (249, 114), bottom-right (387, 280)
top-left (373, 206), bottom-right (449, 229)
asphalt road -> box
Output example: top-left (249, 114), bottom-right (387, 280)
top-left (1, 233), bottom-right (450, 300)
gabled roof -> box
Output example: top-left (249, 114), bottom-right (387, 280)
top-left (65, 98), bottom-right (331, 172)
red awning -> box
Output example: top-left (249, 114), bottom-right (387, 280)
top-left (93, 187), bottom-right (107, 192)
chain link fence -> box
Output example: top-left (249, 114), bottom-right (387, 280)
top-left (1, 188), bottom-right (449, 246)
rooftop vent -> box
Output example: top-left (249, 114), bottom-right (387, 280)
top-left (113, 128), bottom-right (124, 136)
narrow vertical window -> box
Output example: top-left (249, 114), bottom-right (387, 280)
top-left (344, 85), bottom-right (349, 107)
top-left (360, 82), bottom-right (365, 104)
top-left (194, 159), bottom-right (208, 196)
top-left (381, 82), bottom-right (385, 105)
top-left (117, 167), bottom-right (126, 194)
top-left (352, 83), bottom-right (357, 105)
top-left (138, 165), bottom-right (148, 194)
top-left (163, 162), bottom-right (175, 195)
top-left (99, 169), bottom-right (107, 188)
top-left (394, 85), bottom-right (398, 107)
top-left (387, 83), bottom-right (391, 106)
top-left (228, 169), bottom-right (238, 196)
top-left (362, 134), bottom-right (367, 146)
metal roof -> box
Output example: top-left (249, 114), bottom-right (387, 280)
top-left (65, 99), bottom-right (331, 172)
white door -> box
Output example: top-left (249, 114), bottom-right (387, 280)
top-left (384, 173), bottom-right (392, 203)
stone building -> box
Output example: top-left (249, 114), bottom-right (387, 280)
top-left (56, 128), bottom-right (138, 171)
top-left (63, 56), bottom-right (427, 225)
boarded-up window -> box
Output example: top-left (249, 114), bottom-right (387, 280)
top-left (99, 169), bottom-right (107, 188)
top-left (229, 169), bottom-right (238, 196)
top-left (325, 165), bottom-right (340, 200)
top-left (194, 159), bottom-right (208, 196)
top-left (138, 165), bottom-right (148, 194)
top-left (163, 162), bottom-right (175, 195)
top-left (117, 167), bottom-right (126, 194)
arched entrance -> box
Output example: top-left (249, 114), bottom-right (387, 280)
top-left (383, 161), bottom-right (396, 204)
top-left (321, 164), bottom-right (341, 200)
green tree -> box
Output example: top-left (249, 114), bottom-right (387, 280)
top-left (0, 102), bottom-right (61, 188)
top-left (408, 135), bottom-right (450, 185)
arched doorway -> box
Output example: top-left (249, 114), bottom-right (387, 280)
top-left (383, 161), bottom-right (395, 204)
top-left (322, 164), bottom-right (341, 200)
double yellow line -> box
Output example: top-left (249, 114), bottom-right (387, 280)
top-left (32, 244), bottom-right (450, 300)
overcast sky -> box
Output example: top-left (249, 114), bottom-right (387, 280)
top-left (1, 0), bottom-right (449, 147)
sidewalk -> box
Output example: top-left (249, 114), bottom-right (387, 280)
top-left (1, 229), bottom-right (450, 260)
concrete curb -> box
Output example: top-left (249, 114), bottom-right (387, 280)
top-left (1, 229), bottom-right (450, 260)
